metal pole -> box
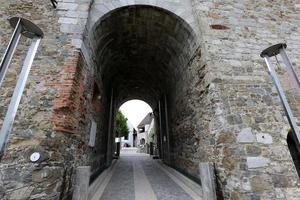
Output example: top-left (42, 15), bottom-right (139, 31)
top-left (264, 56), bottom-right (300, 144)
top-left (0, 18), bottom-right (22, 87)
top-left (0, 37), bottom-right (41, 158)
top-left (279, 48), bottom-right (300, 96)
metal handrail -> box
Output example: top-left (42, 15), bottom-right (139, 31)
top-left (0, 17), bottom-right (43, 160)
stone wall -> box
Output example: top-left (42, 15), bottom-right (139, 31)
top-left (0, 0), bottom-right (108, 199)
top-left (190, 0), bottom-right (300, 199)
top-left (169, 46), bottom-right (214, 179)
top-left (0, 0), bottom-right (300, 199)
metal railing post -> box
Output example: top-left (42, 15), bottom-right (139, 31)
top-left (0, 17), bottom-right (43, 159)
top-left (261, 43), bottom-right (300, 147)
top-left (0, 38), bottom-right (41, 157)
top-left (263, 56), bottom-right (300, 143)
top-left (0, 18), bottom-right (22, 87)
top-left (279, 48), bottom-right (300, 95)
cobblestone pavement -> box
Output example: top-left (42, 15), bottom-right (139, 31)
top-left (97, 148), bottom-right (202, 200)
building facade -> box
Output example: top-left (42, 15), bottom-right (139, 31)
top-left (137, 112), bottom-right (155, 153)
top-left (0, 0), bottom-right (300, 199)
top-left (121, 120), bottom-right (137, 147)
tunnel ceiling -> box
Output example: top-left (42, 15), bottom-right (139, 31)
top-left (91, 5), bottom-right (199, 107)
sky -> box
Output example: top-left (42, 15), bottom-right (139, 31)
top-left (119, 100), bottom-right (152, 128)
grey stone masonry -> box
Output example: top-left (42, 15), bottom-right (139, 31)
top-left (0, 0), bottom-right (300, 199)
top-left (199, 162), bottom-right (217, 200)
top-left (72, 166), bottom-right (91, 200)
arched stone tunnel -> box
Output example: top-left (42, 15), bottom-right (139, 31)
top-left (85, 5), bottom-right (202, 180)
top-left (1, 0), bottom-right (300, 199)
top-left (93, 6), bottom-right (199, 107)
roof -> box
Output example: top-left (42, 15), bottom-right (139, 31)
top-left (137, 112), bottom-right (154, 128)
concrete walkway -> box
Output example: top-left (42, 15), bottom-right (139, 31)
top-left (90, 148), bottom-right (203, 200)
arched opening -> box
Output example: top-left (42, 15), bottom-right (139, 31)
top-left (86, 4), bottom-right (202, 186)
top-left (287, 130), bottom-right (300, 177)
top-left (117, 100), bottom-right (156, 155)
top-left (89, 5), bottom-right (199, 107)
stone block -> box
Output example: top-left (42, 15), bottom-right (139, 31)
top-left (78, 3), bottom-right (90, 12)
top-left (237, 128), bottom-right (254, 143)
top-left (250, 175), bottom-right (271, 194)
top-left (89, 120), bottom-right (97, 147)
top-left (246, 145), bottom-right (261, 156)
top-left (58, 2), bottom-right (78, 10)
top-left (256, 133), bottom-right (273, 144)
top-left (65, 11), bottom-right (89, 18)
top-left (72, 166), bottom-right (90, 200)
top-left (9, 186), bottom-right (34, 200)
top-left (247, 157), bottom-right (269, 169)
top-left (199, 162), bottom-right (217, 200)
top-left (58, 17), bottom-right (78, 25)
top-left (72, 38), bottom-right (83, 49)
top-left (227, 114), bottom-right (242, 125)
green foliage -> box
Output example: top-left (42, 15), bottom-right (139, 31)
top-left (116, 111), bottom-right (129, 137)
top-left (149, 128), bottom-right (155, 140)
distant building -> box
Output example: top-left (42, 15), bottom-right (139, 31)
top-left (137, 113), bottom-right (155, 152)
top-left (121, 120), bottom-right (137, 147)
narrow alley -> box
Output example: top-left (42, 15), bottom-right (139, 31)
top-left (89, 148), bottom-right (203, 200)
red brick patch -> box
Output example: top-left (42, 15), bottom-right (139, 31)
top-left (52, 51), bottom-right (87, 134)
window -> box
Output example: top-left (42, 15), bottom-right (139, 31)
top-left (139, 127), bottom-right (145, 132)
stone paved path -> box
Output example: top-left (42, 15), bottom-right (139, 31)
top-left (93, 148), bottom-right (202, 200)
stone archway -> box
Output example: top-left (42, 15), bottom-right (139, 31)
top-left (82, 0), bottom-right (201, 66)
top-left (83, 4), bottom-right (205, 183)
top-left (2, 1), bottom-right (300, 199)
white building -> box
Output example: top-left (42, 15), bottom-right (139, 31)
top-left (121, 120), bottom-right (137, 147)
top-left (137, 113), bottom-right (155, 152)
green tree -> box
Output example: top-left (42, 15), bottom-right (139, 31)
top-left (149, 128), bottom-right (155, 140)
top-left (116, 111), bottom-right (129, 138)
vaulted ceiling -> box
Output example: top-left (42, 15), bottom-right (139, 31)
top-left (91, 5), bottom-right (198, 107)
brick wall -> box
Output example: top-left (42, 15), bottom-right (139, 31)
top-left (52, 51), bottom-right (86, 134)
